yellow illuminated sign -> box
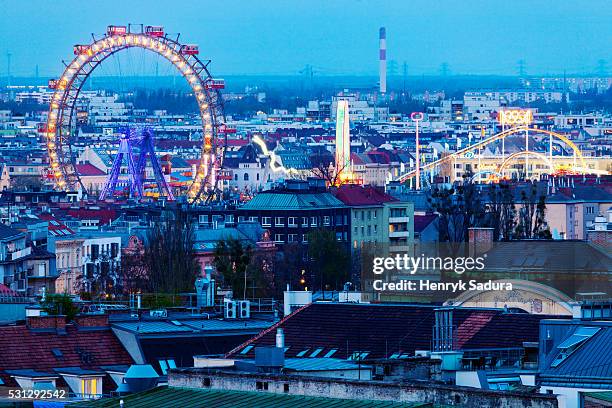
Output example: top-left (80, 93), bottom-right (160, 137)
top-left (498, 110), bottom-right (533, 126)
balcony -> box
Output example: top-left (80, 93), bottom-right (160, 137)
top-left (2, 247), bottom-right (32, 262)
top-left (389, 216), bottom-right (410, 223)
top-left (389, 230), bottom-right (410, 239)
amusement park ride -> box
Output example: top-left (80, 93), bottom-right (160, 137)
top-left (98, 127), bottom-right (174, 201)
top-left (396, 109), bottom-right (606, 187)
top-left (45, 24), bottom-right (232, 202)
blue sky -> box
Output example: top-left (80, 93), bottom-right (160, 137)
top-left (1, 0), bottom-right (611, 77)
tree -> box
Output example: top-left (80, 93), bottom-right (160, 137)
top-left (41, 294), bottom-right (79, 322)
top-left (121, 251), bottom-right (149, 294)
top-left (213, 238), bottom-right (252, 297)
top-left (486, 182), bottom-right (517, 241)
top-left (213, 237), bottom-right (280, 299)
top-left (142, 209), bottom-right (199, 293)
top-left (428, 174), bottom-right (486, 242)
top-left (310, 154), bottom-right (349, 187)
top-left (515, 183), bottom-right (552, 239)
top-left (307, 228), bottom-right (350, 293)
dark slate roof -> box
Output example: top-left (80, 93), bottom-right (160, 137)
top-left (0, 223), bottom-right (24, 240)
top-left (241, 191), bottom-right (346, 211)
top-left (540, 324), bottom-right (612, 385)
top-left (227, 303), bottom-right (554, 360)
top-left (334, 185), bottom-right (397, 206)
top-left (0, 324), bottom-right (133, 387)
top-left (414, 214), bottom-right (438, 234)
top-left (70, 385), bottom-right (430, 408)
top-left (482, 241), bottom-right (611, 273)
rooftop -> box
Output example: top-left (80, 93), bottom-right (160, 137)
top-left (69, 385), bottom-right (431, 408)
top-left (227, 303), bottom-right (554, 360)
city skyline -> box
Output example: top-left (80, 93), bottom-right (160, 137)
top-left (1, 0), bottom-right (611, 78)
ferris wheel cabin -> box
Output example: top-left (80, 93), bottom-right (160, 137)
top-left (180, 45), bottom-right (199, 55)
top-left (106, 25), bottom-right (127, 36)
top-left (145, 26), bottom-right (164, 37)
top-left (205, 79), bottom-right (225, 90)
top-left (73, 45), bottom-right (90, 55)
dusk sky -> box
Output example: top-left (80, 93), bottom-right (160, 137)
top-left (1, 0), bottom-right (611, 77)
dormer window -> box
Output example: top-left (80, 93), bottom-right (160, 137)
top-left (551, 327), bottom-right (600, 368)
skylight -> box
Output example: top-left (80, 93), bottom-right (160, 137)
top-left (551, 326), bottom-right (600, 368)
top-left (323, 349), bottom-right (338, 358)
top-left (240, 345), bottom-right (254, 355)
top-left (296, 349), bottom-right (310, 357)
top-left (309, 348), bottom-right (323, 358)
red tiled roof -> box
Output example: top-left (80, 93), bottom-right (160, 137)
top-left (226, 139), bottom-right (249, 147)
top-left (227, 303), bottom-right (556, 360)
top-left (38, 214), bottom-right (75, 236)
top-left (66, 208), bottom-right (117, 225)
top-left (76, 164), bottom-right (106, 177)
top-left (0, 324), bottom-right (133, 387)
top-left (0, 283), bottom-right (21, 297)
top-left (334, 184), bottom-right (398, 206)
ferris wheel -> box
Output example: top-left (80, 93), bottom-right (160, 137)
top-left (45, 24), bottom-right (230, 202)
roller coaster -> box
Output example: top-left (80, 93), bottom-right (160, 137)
top-left (394, 125), bottom-right (606, 184)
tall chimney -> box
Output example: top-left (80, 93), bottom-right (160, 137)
top-left (379, 27), bottom-right (386, 94)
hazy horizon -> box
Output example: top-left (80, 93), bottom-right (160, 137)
top-left (1, 0), bottom-right (611, 78)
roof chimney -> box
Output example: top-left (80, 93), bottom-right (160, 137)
top-left (276, 328), bottom-right (285, 348)
top-left (27, 315), bottom-right (67, 334)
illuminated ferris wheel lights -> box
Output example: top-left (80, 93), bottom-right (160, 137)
top-left (47, 25), bottom-right (225, 199)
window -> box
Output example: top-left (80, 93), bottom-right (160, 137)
top-left (262, 217), bottom-right (272, 227)
top-left (203, 377), bottom-right (211, 387)
top-left (274, 234), bottom-right (285, 243)
top-left (349, 351), bottom-right (370, 360)
top-left (302, 234), bottom-right (308, 243)
top-left (288, 217), bottom-right (297, 227)
top-left (234, 174), bottom-right (238, 181)
top-left (283, 383), bottom-right (289, 393)
top-left (240, 345), bottom-right (254, 355)
top-left (323, 216), bottom-right (330, 226)
top-left (301, 217), bottom-right (308, 226)
top-left (256, 381), bottom-right (269, 391)
top-left (288, 234), bottom-right (297, 242)
top-left (551, 327), bottom-right (600, 367)
top-left (244, 173), bottom-right (249, 181)
top-left (81, 378), bottom-right (98, 397)
top-left (275, 217), bottom-right (285, 226)
top-left (310, 217), bottom-right (317, 226)
top-left (323, 349), bottom-right (337, 358)
top-left (249, 216), bottom-right (258, 222)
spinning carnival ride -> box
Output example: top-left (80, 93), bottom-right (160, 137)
top-left (45, 25), bottom-right (229, 202)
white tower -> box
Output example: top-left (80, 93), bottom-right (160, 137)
top-left (335, 100), bottom-right (351, 178)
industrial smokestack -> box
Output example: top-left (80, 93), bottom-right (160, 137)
top-left (379, 27), bottom-right (386, 94)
